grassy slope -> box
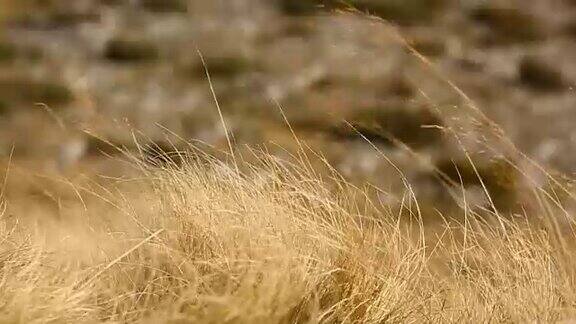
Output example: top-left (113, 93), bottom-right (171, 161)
top-left (1, 147), bottom-right (576, 323)
top-left (1, 5), bottom-right (575, 324)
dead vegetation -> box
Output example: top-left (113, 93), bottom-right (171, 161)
top-left (1, 1), bottom-right (576, 323)
top-left (1, 144), bottom-right (576, 323)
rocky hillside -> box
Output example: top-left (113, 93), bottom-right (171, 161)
top-left (1, 0), bottom-right (575, 213)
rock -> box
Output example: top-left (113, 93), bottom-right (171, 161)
top-left (278, 0), bottom-right (326, 16)
top-left (408, 35), bottom-right (445, 57)
top-left (0, 42), bottom-right (17, 62)
top-left (563, 19), bottom-right (576, 38)
top-left (139, 0), bottom-right (188, 13)
top-left (0, 78), bottom-right (73, 107)
top-left (8, 8), bottom-right (100, 29)
top-left (42, 12), bottom-right (100, 28)
top-left (104, 37), bottom-right (160, 63)
top-left (0, 100), bottom-right (8, 116)
top-left (86, 136), bottom-right (123, 157)
top-left (470, 6), bottom-right (544, 44)
top-left (280, 20), bottom-right (317, 38)
top-left (188, 56), bottom-right (257, 79)
top-left (0, 40), bottom-right (44, 65)
top-left (384, 77), bottom-right (416, 98)
top-left (142, 141), bottom-right (186, 167)
top-left (519, 56), bottom-right (567, 92)
top-left (279, 0), bottom-right (445, 24)
top-left (349, 0), bottom-right (446, 25)
top-left (99, 0), bottom-right (123, 5)
top-left (0, 42), bottom-right (42, 63)
top-left (435, 157), bottom-right (519, 211)
top-left (332, 102), bottom-right (444, 148)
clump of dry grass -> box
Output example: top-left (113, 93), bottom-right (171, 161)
top-left (1, 146), bottom-right (576, 323)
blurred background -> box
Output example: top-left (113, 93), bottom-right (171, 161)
top-left (0, 0), bottom-right (575, 213)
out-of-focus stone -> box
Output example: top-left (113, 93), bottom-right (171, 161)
top-left (519, 56), bottom-right (567, 92)
top-left (0, 42), bottom-right (17, 62)
top-left (470, 5), bottom-right (544, 44)
top-left (278, 0), bottom-right (446, 24)
top-left (139, 0), bottom-right (188, 13)
top-left (278, 0), bottom-right (326, 16)
top-left (0, 78), bottom-right (73, 107)
top-left (384, 77), bottom-right (416, 98)
top-left (332, 102), bottom-right (444, 148)
top-left (0, 100), bottom-right (8, 116)
top-left (408, 35), bottom-right (446, 57)
top-left (187, 56), bottom-right (258, 79)
top-left (104, 37), bottom-right (160, 63)
top-left (349, 0), bottom-right (446, 25)
top-left (435, 157), bottom-right (520, 211)
top-left (142, 141), bottom-right (186, 167)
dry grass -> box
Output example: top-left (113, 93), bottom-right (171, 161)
top-left (1, 145), bottom-right (576, 323)
top-left (1, 5), bottom-right (575, 323)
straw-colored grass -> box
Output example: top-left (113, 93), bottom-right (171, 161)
top-left (0, 5), bottom-right (574, 323)
top-left (1, 147), bottom-right (576, 323)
